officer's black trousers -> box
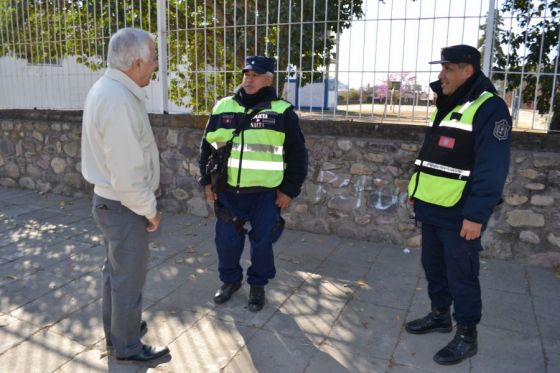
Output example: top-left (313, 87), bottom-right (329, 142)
top-left (421, 223), bottom-right (482, 326)
top-left (215, 190), bottom-right (280, 286)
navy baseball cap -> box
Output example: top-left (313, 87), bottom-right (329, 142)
top-left (242, 56), bottom-right (275, 74)
top-left (429, 45), bottom-right (481, 67)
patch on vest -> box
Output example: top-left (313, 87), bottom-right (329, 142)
top-left (438, 136), bottom-right (456, 149)
top-left (493, 119), bottom-right (511, 141)
top-left (220, 115), bottom-right (234, 125)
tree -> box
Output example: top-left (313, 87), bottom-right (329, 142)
top-left (0, 0), bottom-right (364, 113)
top-left (496, 0), bottom-right (560, 131)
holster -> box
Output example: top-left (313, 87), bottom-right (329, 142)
top-left (206, 140), bottom-right (234, 193)
top-left (214, 201), bottom-right (247, 234)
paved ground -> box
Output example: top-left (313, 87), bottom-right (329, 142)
top-left (0, 186), bottom-right (558, 373)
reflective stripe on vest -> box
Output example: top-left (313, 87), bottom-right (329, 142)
top-left (408, 91), bottom-right (494, 207)
top-left (414, 160), bottom-right (471, 179)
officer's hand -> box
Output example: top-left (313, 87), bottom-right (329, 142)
top-left (204, 184), bottom-right (217, 202)
top-left (146, 211), bottom-right (161, 233)
top-left (460, 219), bottom-right (482, 240)
top-left (276, 190), bottom-right (292, 209)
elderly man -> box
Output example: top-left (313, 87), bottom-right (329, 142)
top-left (198, 56), bottom-right (308, 312)
top-left (81, 28), bottom-right (169, 363)
top-left (406, 45), bottom-right (511, 365)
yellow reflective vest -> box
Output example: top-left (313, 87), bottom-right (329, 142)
top-left (408, 91), bottom-right (494, 207)
top-left (206, 96), bottom-right (292, 189)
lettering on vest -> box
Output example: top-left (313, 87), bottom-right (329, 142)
top-left (251, 113), bottom-right (277, 128)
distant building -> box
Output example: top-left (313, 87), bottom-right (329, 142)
top-left (283, 78), bottom-right (347, 110)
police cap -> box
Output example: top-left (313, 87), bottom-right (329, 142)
top-left (429, 45), bottom-right (481, 68)
top-left (242, 56), bottom-right (275, 75)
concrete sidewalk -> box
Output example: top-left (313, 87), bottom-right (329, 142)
top-left (0, 186), bottom-right (558, 373)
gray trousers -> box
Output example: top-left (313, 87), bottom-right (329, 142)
top-left (92, 194), bottom-right (150, 358)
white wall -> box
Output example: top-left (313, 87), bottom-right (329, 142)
top-left (0, 56), bottom-right (188, 113)
top-left (283, 79), bottom-right (335, 110)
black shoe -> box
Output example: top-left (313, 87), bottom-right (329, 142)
top-left (106, 320), bottom-right (149, 352)
top-left (433, 325), bottom-right (478, 365)
top-left (405, 307), bottom-right (452, 334)
top-left (213, 283), bottom-right (242, 304)
top-left (116, 344), bottom-right (170, 363)
top-left (248, 285), bottom-right (265, 312)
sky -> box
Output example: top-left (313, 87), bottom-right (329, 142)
top-left (335, 0), bottom-right (493, 90)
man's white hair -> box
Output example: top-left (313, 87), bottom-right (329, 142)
top-left (107, 28), bottom-right (154, 71)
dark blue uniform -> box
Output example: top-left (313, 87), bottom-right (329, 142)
top-left (414, 72), bottom-right (511, 326)
top-left (199, 86), bottom-right (308, 286)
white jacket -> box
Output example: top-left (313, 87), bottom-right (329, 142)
top-left (81, 68), bottom-right (160, 219)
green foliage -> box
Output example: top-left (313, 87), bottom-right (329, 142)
top-left (497, 0), bottom-right (560, 130)
top-left (0, 0), bottom-right (364, 113)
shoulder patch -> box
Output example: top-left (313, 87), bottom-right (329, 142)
top-left (493, 119), bottom-right (511, 141)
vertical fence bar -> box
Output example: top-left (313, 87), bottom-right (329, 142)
top-left (358, 1), bottom-right (368, 118)
top-left (371, 0), bottom-right (381, 120)
top-left (156, 0), bottom-right (169, 113)
top-left (344, 0), bottom-right (355, 117)
top-left (185, 0), bottom-right (190, 108)
top-left (482, 0), bottom-right (495, 76)
top-left (548, 27), bottom-right (560, 130)
top-left (194, 0), bottom-right (199, 110)
top-left (321, 0), bottom-right (328, 117)
top-left (223, 0), bottom-right (227, 97)
top-left (255, 0), bottom-right (258, 55)
top-left (531, 1), bottom-right (548, 130)
top-left (309, 0), bottom-right (316, 113)
top-left (12, 0), bottom-right (23, 108)
top-left (265, 0), bottom-right (269, 56)
top-left (298, 0), bottom-right (303, 111)
top-left (333, 0), bottom-right (340, 118)
top-left (213, 0), bottom-right (217, 106)
top-left (287, 0), bottom-right (292, 104)
top-left (411, 0), bottom-right (423, 121)
top-left (203, 1), bottom-right (208, 112)
top-left (397, 1), bottom-right (408, 121)
top-left (275, 0), bottom-right (281, 95)
top-left (244, 0), bottom-right (247, 59)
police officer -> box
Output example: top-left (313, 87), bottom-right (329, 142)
top-left (198, 56), bottom-right (308, 312)
top-left (405, 45), bottom-right (511, 365)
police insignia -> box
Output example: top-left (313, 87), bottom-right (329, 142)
top-left (493, 119), bottom-right (510, 141)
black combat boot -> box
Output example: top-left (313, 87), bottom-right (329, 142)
top-left (405, 307), bottom-right (452, 334)
top-left (248, 285), bottom-right (265, 312)
top-left (433, 324), bottom-right (478, 365)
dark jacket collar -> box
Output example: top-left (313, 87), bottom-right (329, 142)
top-left (234, 86), bottom-right (278, 109)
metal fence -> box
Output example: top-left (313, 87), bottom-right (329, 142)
top-left (0, 0), bottom-right (558, 131)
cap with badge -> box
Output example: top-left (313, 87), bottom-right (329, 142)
top-left (242, 56), bottom-right (275, 75)
top-left (429, 44), bottom-right (481, 67)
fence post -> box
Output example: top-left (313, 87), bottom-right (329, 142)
top-left (156, 0), bottom-right (169, 114)
top-left (482, 0), bottom-right (496, 76)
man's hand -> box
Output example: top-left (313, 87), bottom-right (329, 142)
top-left (276, 190), bottom-right (292, 209)
top-left (460, 219), bottom-right (482, 240)
top-left (204, 184), bottom-right (217, 202)
top-left (146, 211), bottom-right (161, 233)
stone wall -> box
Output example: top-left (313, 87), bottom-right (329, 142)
top-left (1, 109), bottom-right (559, 266)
